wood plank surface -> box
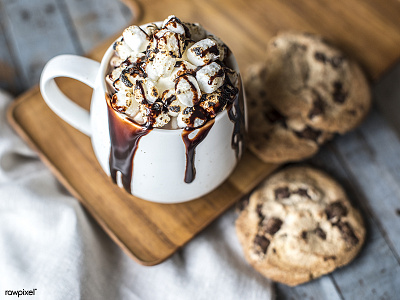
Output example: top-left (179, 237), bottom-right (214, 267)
top-left (0, 21), bottom-right (19, 94)
top-left (287, 142), bottom-right (400, 299)
top-left (61, 0), bottom-right (131, 53)
top-left (0, 0), bottom-right (133, 94)
top-left (374, 63), bottom-right (400, 139)
top-left (136, 0), bottom-right (400, 80)
top-left (0, 0), bottom-right (78, 89)
top-left (334, 111), bottom-right (400, 258)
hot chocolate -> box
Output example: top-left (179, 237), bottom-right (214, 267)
top-left (105, 15), bottom-right (245, 191)
top-left (40, 15), bottom-right (246, 202)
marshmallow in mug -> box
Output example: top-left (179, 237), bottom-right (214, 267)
top-left (106, 15), bottom-right (238, 129)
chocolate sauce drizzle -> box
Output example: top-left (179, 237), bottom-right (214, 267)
top-left (182, 119), bottom-right (215, 183)
top-left (227, 76), bottom-right (246, 159)
top-left (192, 44), bottom-right (219, 58)
top-left (106, 94), bottom-right (152, 193)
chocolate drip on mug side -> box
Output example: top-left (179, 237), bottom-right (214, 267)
top-left (106, 94), bottom-right (152, 193)
top-left (227, 76), bottom-right (246, 159)
top-left (182, 119), bottom-right (215, 183)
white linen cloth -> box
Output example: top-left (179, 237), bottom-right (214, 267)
top-left (0, 90), bottom-right (274, 300)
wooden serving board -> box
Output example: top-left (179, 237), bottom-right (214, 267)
top-left (7, 0), bottom-right (400, 265)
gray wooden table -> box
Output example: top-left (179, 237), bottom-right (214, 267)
top-left (1, 0), bottom-right (400, 299)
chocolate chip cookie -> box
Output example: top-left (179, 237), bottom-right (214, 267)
top-left (245, 63), bottom-right (333, 163)
top-left (264, 31), bottom-right (371, 134)
top-left (235, 166), bottom-right (365, 286)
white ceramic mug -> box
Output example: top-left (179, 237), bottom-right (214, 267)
top-left (40, 23), bottom-right (246, 203)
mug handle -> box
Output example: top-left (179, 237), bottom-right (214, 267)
top-left (40, 55), bottom-right (101, 136)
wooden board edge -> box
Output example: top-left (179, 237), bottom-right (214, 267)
top-left (6, 90), bottom-right (177, 266)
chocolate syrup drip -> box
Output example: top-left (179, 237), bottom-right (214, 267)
top-left (227, 77), bottom-right (246, 159)
top-left (147, 30), bottom-right (183, 59)
top-left (208, 68), bottom-right (225, 85)
top-left (193, 44), bottom-right (219, 57)
top-left (106, 94), bottom-right (152, 193)
top-left (164, 94), bottom-right (177, 106)
top-left (182, 119), bottom-right (215, 183)
top-left (175, 75), bottom-right (200, 105)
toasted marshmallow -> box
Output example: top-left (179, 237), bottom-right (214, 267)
top-left (177, 106), bottom-right (207, 128)
top-left (170, 60), bottom-right (196, 80)
top-left (162, 15), bottom-right (186, 35)
top-left (144, 53), bottom-right (176, 81)
top-left (153, 111), bottom-right (171, 127)
top-left (162, 89), bottom-right (186, 117)
top-left (142, 23), bottom-right (158, 36)
top-left (199, 89), bottom-right (226, 118)
top-left (167, 98), bottom-right (186, 117)
top-left (114, 90), bottom-right (134, 108)
top-left (106, 66), bottom-right (123, 87)
top-left (108, 66), bottom-right (123, 82)
top-left (152, 29), bottom-right (185, 58)
top-left (157, 60), bottom-right (196, 91)
top-left (110, 56), bottom-right (124, 68)
top-left (152, 51), bottom-right (177, 79)
top-left (123, 26), bottom-right (150, 54)
top-left (196, 62), bottom-right (225, 93)
top-left (139, 101), bottom-right (171, 127)
top-left (113, 76), bottom-right (134, 92)
top-left (184, 23), bottom-right (207, 41)
top-left (175, 75), bottom-right (201, 106)
top-left (161, 89), bottom-right (176, 104)
top-left (226, 68), bottom-right (239, 87)
top-left (125, 97), bottom-right (140, 117)
top-left (134, 79), bottom-right (159, 104)
top-left (208, 36), bottom-right (228, 62)
top-left (186, 38), bottom-right (219, 66)
top-left (113, 72), bottom-right (141, 92)
top-left (114, 40), bottom-right (133, 60)
top-left (108, 16), bottom-right (238, 129)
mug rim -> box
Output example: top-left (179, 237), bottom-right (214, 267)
top-left (99, 21), bottom-right (242, 134)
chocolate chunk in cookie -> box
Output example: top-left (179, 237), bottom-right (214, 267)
top-left (275, 187), bottom-right (290, 200)
top-left (254, 235), bottom-right (270, 254)
top-left (326, 201), bottom-right (348, 221)
top-left (334, 221), bottom-right (359, 247)
top-left (262, 218), bottom-right (283, 235)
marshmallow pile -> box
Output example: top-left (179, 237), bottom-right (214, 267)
top-left (106, 15), bottom-right (239, 129)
